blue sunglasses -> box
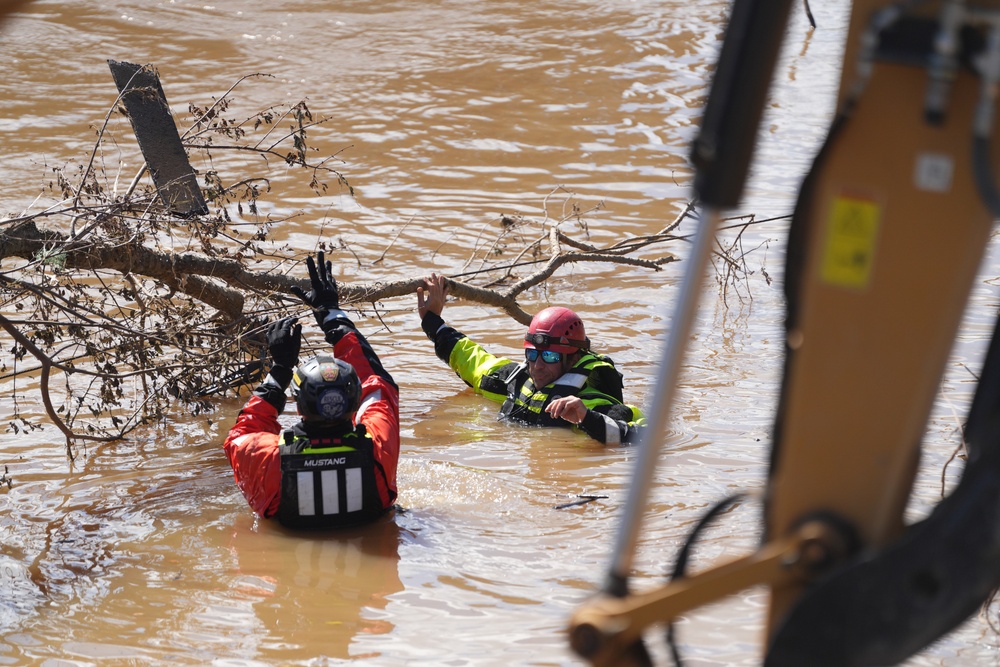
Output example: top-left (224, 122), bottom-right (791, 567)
top-left (525, 348), bottom-right (563, 364)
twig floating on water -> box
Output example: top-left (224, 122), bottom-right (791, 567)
top-left (554, 494), bottom-right (609, 510)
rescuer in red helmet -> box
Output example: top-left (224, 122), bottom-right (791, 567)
top-left (223, 252), bottom-right (400, 529)
top-left (416, 273), bottom-right (645, 445)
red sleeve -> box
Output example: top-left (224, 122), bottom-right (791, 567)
top-left (334, 331), bottom-right (401, 508)
top-left (222, 395), bottom-right (283, 518)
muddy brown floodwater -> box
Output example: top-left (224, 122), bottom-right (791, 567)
top-left (2, 1), bottom-right (999, 665)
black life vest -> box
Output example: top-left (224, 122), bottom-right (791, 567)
top-left (496, 353), bottom-right (624, 425)
top-left (276, 424), bottom-right (385, 530)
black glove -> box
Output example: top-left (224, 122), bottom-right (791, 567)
top-left (267, 316), bottom-right (301, 370)
top-left (290, 251), bottom-right (341, 330)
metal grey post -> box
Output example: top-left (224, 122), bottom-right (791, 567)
top-left (603, 206), bottom-right (722, 595)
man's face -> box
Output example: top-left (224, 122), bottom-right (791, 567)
top-left (525, 348), bottom-right (574, 387)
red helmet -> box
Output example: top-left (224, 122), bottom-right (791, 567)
top-left (523, 306), bottom-right (590, 354)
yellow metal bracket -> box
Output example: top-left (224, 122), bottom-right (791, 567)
top-left (568, 519), bottom-right (853, 666)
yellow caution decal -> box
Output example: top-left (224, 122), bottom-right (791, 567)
top-left (821, 195), bottom-right (882, 289)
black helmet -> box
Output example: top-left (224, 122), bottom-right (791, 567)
top-left (291, 355), bottom-right (361, 425)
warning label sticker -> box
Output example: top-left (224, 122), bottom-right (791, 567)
top-left (821, 196), bottom-right (881, 289)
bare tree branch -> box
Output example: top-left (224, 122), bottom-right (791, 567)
top-left (0, 313), bottom-right (117, 457)
top-left (0, 75), bottom-right (771, 455)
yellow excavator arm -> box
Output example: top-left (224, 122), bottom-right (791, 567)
top-left (569, 1), bottom-right (1000, 665)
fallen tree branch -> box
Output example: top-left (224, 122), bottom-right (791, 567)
top-left (0, 73), bottom-right (771, 454)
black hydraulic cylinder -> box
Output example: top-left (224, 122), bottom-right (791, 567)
top-left (690, 0), bottom-right (797, 209)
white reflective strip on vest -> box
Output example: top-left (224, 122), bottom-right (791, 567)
top-left (320, 470), bottom-right (340, 514)
top-left (554, 371), bottom-right (589, 390)
top-left (601, 413), bottom-right (621, 446)
top-left (345, 467), bottom-right (363, 512)
top-left (354, 388), bottom-right (382, 422)
top-left (297, 467), bottom-right (364, 516)
top-left (297, 471), bottom-right (316, 515)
